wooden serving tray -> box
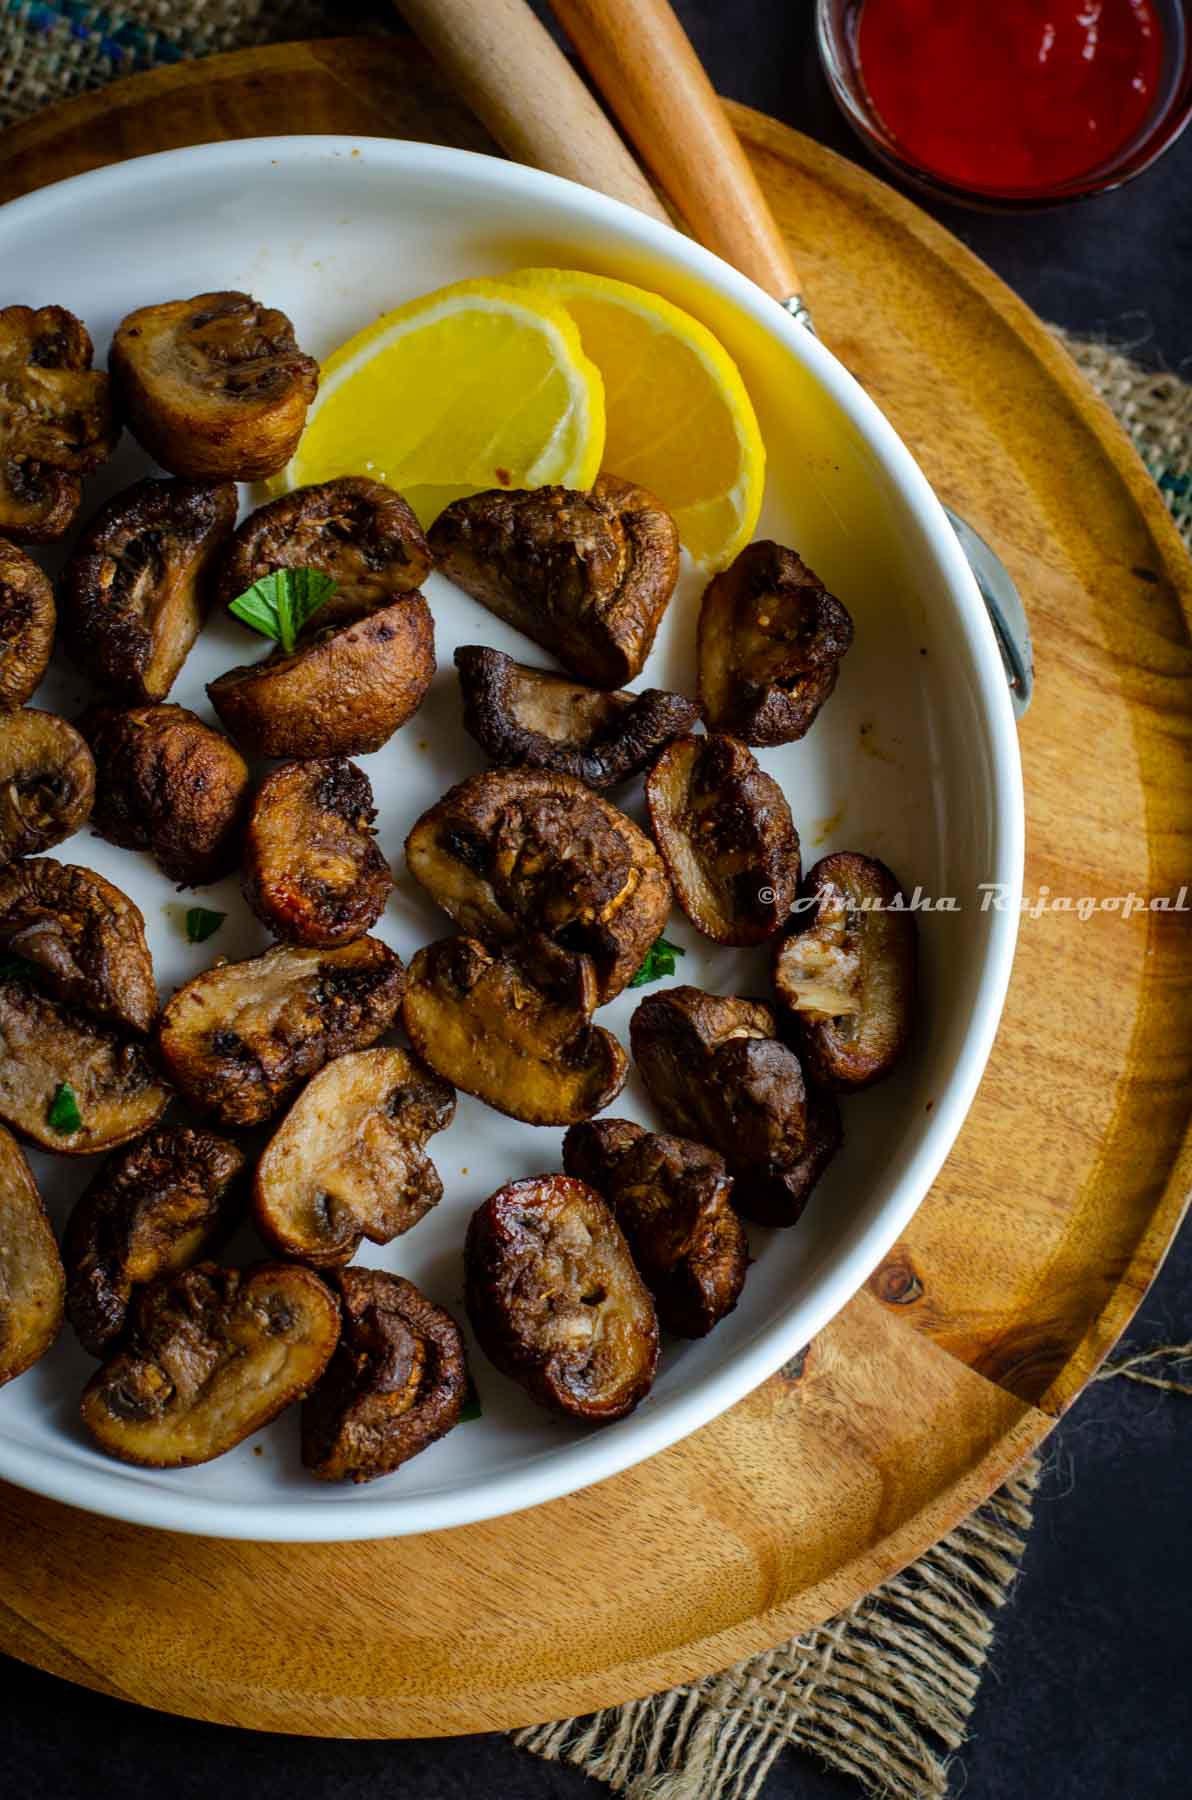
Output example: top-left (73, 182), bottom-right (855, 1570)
top-left (0, 36), bottom-right (1189, 1739)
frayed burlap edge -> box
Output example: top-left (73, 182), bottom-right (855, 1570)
top-left (1056, 333), bottom-right (1192, 547)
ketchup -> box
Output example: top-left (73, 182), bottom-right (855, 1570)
top-left (856, 0), bottom-right (1165, 194)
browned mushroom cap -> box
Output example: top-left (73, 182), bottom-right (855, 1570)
top-left (772, 852), bottom-right (915, 1090)
top-left (0, 459), bottom-right (80, 545)
top-left (0, 1123), bottom-right (64, 1386)
top-left (217, 479), bottom-right (431, 624)
top-left (157, 936), bottom-right (405, 1129)
top-left (562, 1118), bottom-right (747, 1338)
top-left (254, 1047), bottom-right (454, 1267)
top-left (429, 473), bottom-right (679, 686)
top-left (405, 767), bottom-right (670, 1003)
top-left (79, 1262), bottom-right (340, 1468)
top-left (80, 703), bottom-right (250, 889)
top-left (646, 734), bottom-right (800, 946)
top-left (0, 539), bottom-right (55, 711)
top-left (302, 1268), bottom-right (468, 1483)
top-left (208, 593), bottom-right (435, 758)
top-left (454, 645), bottom-right (699, 789)
top-left (698, 541), bottom-right (853, 745)
top-left (630, 986), bottom-right (836, 1225)
top-left (0, 859), bottom-right (157, 1034)
top-left (736, 1083), bottom-right (843, 1228)
top-left (0, 974), bottom-right (170, 1155)
top-left (465, 1174), bottom-right (658, 1422)
top-left (0, 305), bottom-right (116, 477)
top-left (242, 758), bottom-right (391, 948)
top-left (109, 292), bottom-right (318, 481)
top-left (403, 937), bottom-right (627, 1126)
top-left (63, 1126), bottom-right (245, 1358)
top-left (0, 710), bottom-right (95, 868)
top-left (63, 478), bottom-right (237, 702)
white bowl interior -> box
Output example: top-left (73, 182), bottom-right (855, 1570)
top-left (0, 138), bottom-right (1022, 1538)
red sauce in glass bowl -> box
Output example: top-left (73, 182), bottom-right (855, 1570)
top-left (856, 0), bottom-right (1165, 194)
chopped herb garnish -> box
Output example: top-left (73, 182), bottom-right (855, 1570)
top-left (459, 1376), bottom-right (483, 1423)
top-left (47, 1082), bottom-right (82, 1135)
top-left (628, 935), bottom-right (686, 988)
top-left (228, 566), bottom-right (337, 654)
top-left (185, 907), bottom-right (227, 945)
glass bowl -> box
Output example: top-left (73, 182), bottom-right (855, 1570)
top-left (816, 0), bottom-right (1192, 210)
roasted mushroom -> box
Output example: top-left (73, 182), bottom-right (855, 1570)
top-left (403, 937), bottom-right (627, 1126)
top-left (0, 974), bottom-right (170, 1155)
top-left (217, 478), bottom-right (431, 624)
top-left (562, 1118), bottom-right (747, 1338)
top-left (646, 734), bottom-right (800, 945)
top-left (465, 1175), bottom-right (658, 1422)
top-left (63, 478), bottom-right (237, 702)
top-left (63, 1126), bottom-right (245, 1357)
top-left (80, 702), bottom-right (251, 889)
top-left (301, 1268), bottom-right (468, 1483)
top-left (772, 852), bottom-right (915, 1090)
top-left (0, 859), bottom-right (157, 1034)
top-left (110, 292), bottom-right (318, 481)
top-left (208, 593), bottom-right (435, 758)
top-left (0, 305), bottom-right (116, 548)
top-left (80, 1262), bottom-right (340, 1468)
top-left (157, 936), bottom-right (405, 1128)
top-left (0, 710), bottom-right (95, 867)
top-left (254, 1047), bottom-right (454, 1266)
top-left (406, 767), bottom-right (670, 1003)
top-left (243, 758), bottom-right (391, 947)
top-left (0, 1123), bottom-right (64, 1386)
top-left (454, 645), bottom-right (699, 789)
top-left (698, 541), bottom-right (854, 744)
top-left (630, 986), bottom-right (838, 1225)
top-left (0, 539), bottom-right (55, 710)
top-left (429, 474), bottom-right (679, 686)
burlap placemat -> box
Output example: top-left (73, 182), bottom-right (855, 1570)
top-left (2, 10), bottom-right (1189, 1796)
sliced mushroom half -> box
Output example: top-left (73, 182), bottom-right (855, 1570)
top-left (0, 1123), bottom-right (65, 1386)
top-left (63, 478), bottom-right (237, 702)
top-left (0, 304), bottom-right (116, 476)
top-left (254, 1047), bottom-right (454, 1266)
top-left (646, 733), bottom-right (800, 945)
top-left (465, 1174), bottom-right (658, 1422)
top-left (301, 1269), bottom-right (468, 1483)
top-left (0, 539), bottom-right (55, 711)
top-left (63, 1126), bottom-right (245, 1357)
top-left (157, 936), bottom-right (405, 1128)
top-left (110, 292), bottom-right (318, 481)
top-left (429, 473), bottom-right (679, 686)
top-left (80, 1262), bottom-right (340, 1468)
top-left (405, 766), bottom-right (670, 1002)
top-left (403, 937), bottom-right (627, 1126)
top-left (698, 540), bottom-right (854, 744)
top-left (0, 859), bottom-right (158, 1034)
top-left (0, 710), bottom-right (95, 868)
top-left (772, 852), bottom-right (915, 1089)
top-left (243, 758), bottom-right (391, 948)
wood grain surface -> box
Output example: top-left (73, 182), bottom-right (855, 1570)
top-left (0, 34), bottom-right (1189, 1739)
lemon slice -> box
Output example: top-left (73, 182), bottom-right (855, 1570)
top-left (506, 267), bottom-right (764, 571)
top-left (278, 278), bottom-right (605, 526)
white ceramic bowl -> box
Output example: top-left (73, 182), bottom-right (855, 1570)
top-left (0, 137), bottom-right (1023, 1540)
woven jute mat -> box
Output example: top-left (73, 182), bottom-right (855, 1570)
top-left (3, 8), bottom-right (1190, 1796)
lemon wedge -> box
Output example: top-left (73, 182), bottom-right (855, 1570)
top-left (277, 278), bottom-right (605, 526)
top-left (506, 267), bottom-right (764, 571)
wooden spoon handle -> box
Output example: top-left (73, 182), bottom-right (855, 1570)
top-left (392, 0), bottom-right (670, 224)
top-left (548, 0), bottom-right (805, 303)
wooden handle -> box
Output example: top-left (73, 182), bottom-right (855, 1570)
top-left (549, 0), bottom-right (804, 302)
top-left (392, 0), bottom-right (670, 224)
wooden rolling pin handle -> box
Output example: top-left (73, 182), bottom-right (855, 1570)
top-left (392, 0), bottom-right (671, 225)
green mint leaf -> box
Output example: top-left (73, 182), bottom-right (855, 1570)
top-left (459, 1376), bottom-right (483, 1423)
top-left (185, 907), bottom-right (226, 945)
top-left (228, 567), bottom-right (337, 654)
top-left (628, 934), bottom-right (686, 988)
top-left (47, 1082), bottom-right (82, 1135)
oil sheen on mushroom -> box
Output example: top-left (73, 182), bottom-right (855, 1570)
top-left (243, 758), bottom-right (391, 948)
top-left (0, 710), bottom-right (95, 868)
top-left (0, 539), bottom-right (55, 710)
top-left (0, 1123), bottom-right (65, 1387)
top-left (465, 1175), bottom-right (658, 1421)
top-left (0, 859), bottom-right (158, 1034)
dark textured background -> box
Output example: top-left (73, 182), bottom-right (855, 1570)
top-left (2, 4), bottom-right (1190, 1796)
